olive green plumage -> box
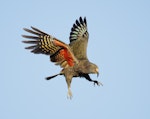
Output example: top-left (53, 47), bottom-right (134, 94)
top-left (22, 17), bottom-right (102, 99)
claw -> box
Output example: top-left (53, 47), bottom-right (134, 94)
top-left (94, 80), bottom-right (103, 86)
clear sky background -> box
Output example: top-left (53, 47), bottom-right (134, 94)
top-left (1, 0), bottom-right (150, 119)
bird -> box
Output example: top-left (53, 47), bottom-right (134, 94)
top-left (22, 17), bottom-right (103, 99)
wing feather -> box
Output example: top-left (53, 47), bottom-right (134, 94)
top-left (22, 27), bottom-right (78, 68)
top-left (69, 17), bottom-right (89, 60)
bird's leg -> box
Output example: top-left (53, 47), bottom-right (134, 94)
top-left (84, 74), bottom-right (103, 86)
top-left (45, 73), bottom-right (62, 80)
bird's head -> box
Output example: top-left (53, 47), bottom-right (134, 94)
top-left (80, 61), bottom-right (99, 77)
top-left (88, 63), bottom-right (99, 77)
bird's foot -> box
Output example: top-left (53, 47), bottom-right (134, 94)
top-left (93, 80), bottom-right (103, 86)
top-left (67, 88), bottom-right (73, 99)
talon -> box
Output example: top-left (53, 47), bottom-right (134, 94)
top-left (98, 81), bottom-right (103, 86)
top-left (94, 81), bottom-right (103, 86)
top-left (93, 81), bottom-right (99, 86)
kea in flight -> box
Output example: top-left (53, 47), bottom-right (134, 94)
top-left (22, 17), bottom-right (102, 99)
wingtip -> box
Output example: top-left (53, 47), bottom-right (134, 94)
top-left (79, 16), bottom-right (82, 20)
top-left (23, 27), bottom-right (32, 31)
top-left (78, 16), bottom-right (87, 25)
top-left (84, 17), bottom-right (87, 25)
top-left (22, 35), bottom-right (26, 38)
top-left (23, 28), bottom-right (26, 30)
top-left (30, 26), bottom-right (35, 29)
top-left (30, 26), bottom-right (39, 31)
top-left (22, 26), bottom-right (35, 31)
top-left (79, 16), bottom-right (86, 20)
top-left (22, 40), bottom-right (28, 43)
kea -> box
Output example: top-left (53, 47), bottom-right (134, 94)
top-left (22, 17), bottom-right (102, 99)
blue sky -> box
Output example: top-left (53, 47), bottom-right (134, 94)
top-left (1, 0), bottom-right (150, 119)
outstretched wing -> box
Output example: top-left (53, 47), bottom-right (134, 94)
top-left (22, 27), bottom-right (78, 68)
top-left (69, 17), bottom-right (89, 60)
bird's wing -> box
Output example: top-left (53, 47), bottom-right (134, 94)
top-left (22, 27), bottom-right (78, 68)
top-left (69, 17), bottom-right (89, 60)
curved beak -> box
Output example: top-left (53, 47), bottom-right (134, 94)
top-left (96, 68), bottom-right (99, 77)
top-left (97, 72), bottom-right (99, 77)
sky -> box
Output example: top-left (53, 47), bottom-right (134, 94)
top-left (1, 0), bottom-right (150, 119)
